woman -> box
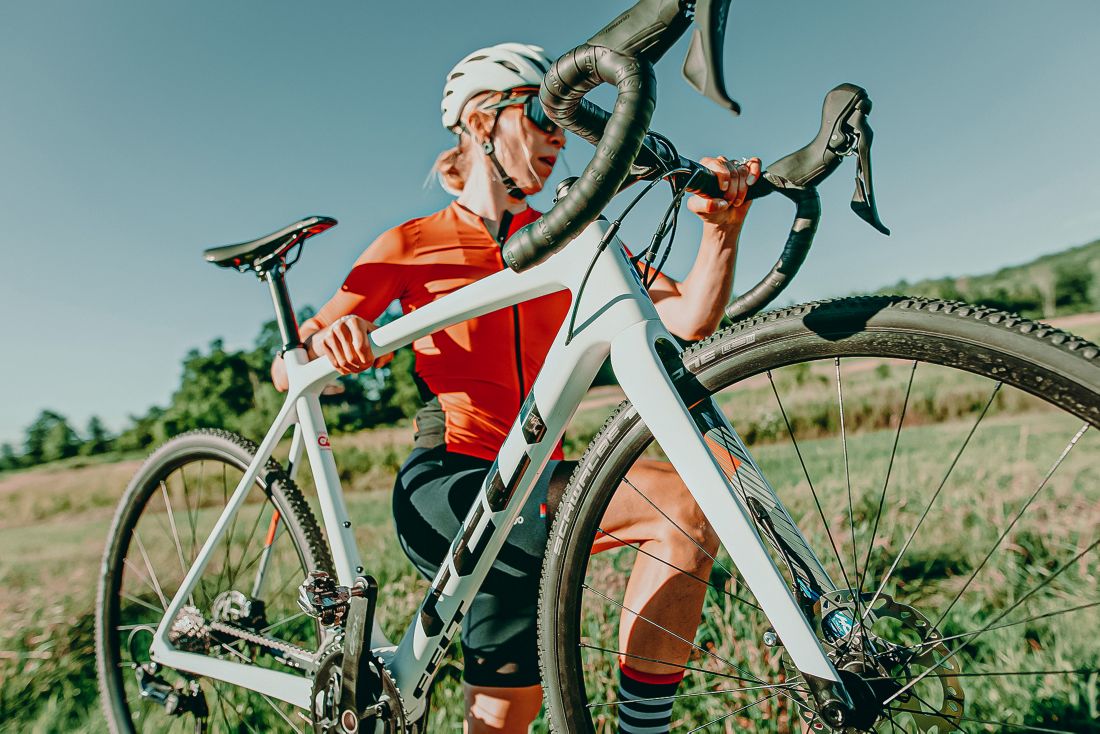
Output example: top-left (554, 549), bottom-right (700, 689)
top-left (273, 42), bottom-right (761, 734)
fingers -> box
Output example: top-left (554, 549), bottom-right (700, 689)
top-left (690, 155), bottom-right (762, 222)
top-left (322, 316), bottom-right (377, 374)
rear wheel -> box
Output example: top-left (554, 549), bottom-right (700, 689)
top-left (541, 297), bottom-right (1100, 733)
top-left (96, 429), bottom-right (333, 733)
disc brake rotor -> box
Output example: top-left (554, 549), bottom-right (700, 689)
top-left (779, 590), bottom-right (964, 732)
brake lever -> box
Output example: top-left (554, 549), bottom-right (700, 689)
top-left (847, 102), bottom-right (890, 235)
top-left (682, 0), bottom-right (740, 114)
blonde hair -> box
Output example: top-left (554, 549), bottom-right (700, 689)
top-left (430, 91), bottom-right (502, 195)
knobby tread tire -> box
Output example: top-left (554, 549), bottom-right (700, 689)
top-left (96, 429), bottom-right (333, 734)
top-left (538, 295), bottom-right (1100, 733)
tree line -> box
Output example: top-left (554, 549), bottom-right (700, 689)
top-left (0, 307), bottom-right (422, 472)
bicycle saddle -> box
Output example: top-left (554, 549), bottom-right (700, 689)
top-left (203, 215), bottom-right (337, 272)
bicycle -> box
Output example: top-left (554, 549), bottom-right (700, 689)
top-left (96, 0), bottom-right (1100, 731)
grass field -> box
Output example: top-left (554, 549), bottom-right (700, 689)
top-left (2, 343), bottom-right (1099, 732)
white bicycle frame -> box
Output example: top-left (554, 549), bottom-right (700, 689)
top-left (149, 217), bottom-right (846, 716)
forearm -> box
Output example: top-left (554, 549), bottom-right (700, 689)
top-left (658, 222), bottom-right (742, 340)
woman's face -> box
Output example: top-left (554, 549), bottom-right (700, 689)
top-left (486, 101), bottom-right (566, 196)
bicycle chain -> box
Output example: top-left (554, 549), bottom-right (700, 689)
top-left (207, 619), bottom-right (315, 667)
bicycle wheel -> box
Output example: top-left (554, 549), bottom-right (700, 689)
top-left (541, 296), bottom-right (1100, 733)
top-left (96, 429), bottom-right (333, 733)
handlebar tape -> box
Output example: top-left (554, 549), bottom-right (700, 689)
top-left (502, 44), bottom-right (656, 272)
top-left (724, 183), bottom-right (820, 321)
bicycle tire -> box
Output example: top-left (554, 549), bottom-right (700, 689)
top-left (96, 428), bottom-right (333, 734)
top-left (540, 296), bottom-right (1100, 733)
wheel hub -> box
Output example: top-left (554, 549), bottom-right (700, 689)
top-left (786, 590), bottom-right (965, 732)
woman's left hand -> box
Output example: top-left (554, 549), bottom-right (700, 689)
top-left (688, 156), bottom-right (762, 228)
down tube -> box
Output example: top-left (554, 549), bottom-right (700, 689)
top-left (387, 323), bottom-right (611, 711)
top-left (610, 319), bottom-right (842, 683)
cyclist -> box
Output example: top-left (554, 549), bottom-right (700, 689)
top-left (272, 42), bottom-right (761, 734)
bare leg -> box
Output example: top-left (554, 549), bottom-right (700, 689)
top-left (463, 683), bottom-right (542, 733)
top-left (593, 458), bottom-right (720, 675)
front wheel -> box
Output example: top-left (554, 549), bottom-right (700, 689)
top-left (541, 296), bottom-right (1100, 733)
top-left (96, 429), bottom-right (334, 733)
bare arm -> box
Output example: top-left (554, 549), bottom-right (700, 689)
top-left (648, 156), bottom-right (761, 341)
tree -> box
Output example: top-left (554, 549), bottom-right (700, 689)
top-left (23, 410), bottom-right (80, 465)
top-left (0, 443), bottom-right (20, 471)
top-left (80, 415), bottom-right (113, 456)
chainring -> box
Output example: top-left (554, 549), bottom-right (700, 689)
top-left (311, 644), bottom-right (406, 734)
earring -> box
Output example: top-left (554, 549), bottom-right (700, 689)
top-left (482, 141), bottom-right (494, 155)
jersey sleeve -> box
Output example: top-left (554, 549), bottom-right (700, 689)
top-left (302, 226), bottom-right (410, 334)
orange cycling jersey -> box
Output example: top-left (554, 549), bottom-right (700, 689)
top-left (303, 201), bottom-right (571, 462)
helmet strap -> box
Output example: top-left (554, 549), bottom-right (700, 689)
top-left (463, 112), bottom-right (527, 201)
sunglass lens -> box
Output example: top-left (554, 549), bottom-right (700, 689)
top-left (524, 96), bottom-right (558, 134)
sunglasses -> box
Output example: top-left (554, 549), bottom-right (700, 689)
top-left (485, 93), bottom-right (559, 135)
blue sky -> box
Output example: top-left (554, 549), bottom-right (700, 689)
top-left (2, 1), bottom-right (1099, 445)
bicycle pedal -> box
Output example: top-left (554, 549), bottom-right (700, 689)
top-left (298, 570), bottom-right (371, 627)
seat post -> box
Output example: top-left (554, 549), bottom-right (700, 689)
top-left (263, 265), bottom-right (302, 351)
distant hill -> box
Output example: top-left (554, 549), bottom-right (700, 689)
top-left (873, 237), bottom-right (1100, 320)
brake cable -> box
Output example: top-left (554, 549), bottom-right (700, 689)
top-left (564, 165), bottom-right (692, 346)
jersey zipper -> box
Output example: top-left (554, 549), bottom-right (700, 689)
top-left (491, 212), bottom-right (526, 409)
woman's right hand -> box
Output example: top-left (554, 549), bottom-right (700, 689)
top-left (314, 315), bottom-right (385, 374)
top-left (270, 315), bottom-right (389, 392)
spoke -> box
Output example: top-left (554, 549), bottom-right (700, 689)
top-left (121, 592), bottom-right (164, 616)
top-left (858, 360), bottom-right (916, 600)
top-left (261, 611), bottom-right (310, 635)
top-left (835, 358), bottom-right (870, 649)
top-left (583, 583), bottom-right (759, 683)
top-left (184, 463), bottom-right (198, 564)
top-left (226, 500), bottom-right (268, 593)
top-left (260, 692), bottom-right (304, 734)
top-left (914, 600), bottom-right (1100, 650)
top-left (161, 481), bottom-right (196, 607)
top-left (930, 423), bottom-right (1089, 631)
top-left (578, 642), bottom-right (808, 691)
top-left (883, 534), bottom-right (1100, 705)
top-left (621, 476), bottom-right (738, 585)
top-left (864, 381), bottom-right (1002, 615)
top-left (131, 530), bottom-right (169, 610)
top-left (685, 692), bottom-right (778, 733)
top-left (885, 705), bottom-right (1075, 733)
top-left (883, 707), bottom-right (903, 734)
top-left (123, 558), bottom-right (168, 611)
top-left (865, 667), bottom-right (1099, 682)
top-left (221, 463), bottom-right (239, 589)
top-left (586, 682), bottom-right (796, 709)
top-left (596, 527), bottom-right (761, 611)
top-left (768, 370), bottom-right (855, 592)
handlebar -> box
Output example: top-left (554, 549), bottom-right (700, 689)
top-left (502, 0), bottom-right (889, 321)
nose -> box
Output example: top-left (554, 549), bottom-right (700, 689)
top-left (547, 125), bottom-right (565, 148)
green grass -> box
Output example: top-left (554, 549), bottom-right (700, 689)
top-left (2, 359), bottom-right (1098, 732)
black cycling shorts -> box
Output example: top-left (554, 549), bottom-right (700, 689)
top-left (391, 446), bottom-right (569, 687)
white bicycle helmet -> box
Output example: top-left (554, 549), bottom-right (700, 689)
top-left (440, 42), bottom-right (553, 130)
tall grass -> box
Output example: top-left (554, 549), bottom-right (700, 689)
top-left (1, 359), bottom-right (1097, 731)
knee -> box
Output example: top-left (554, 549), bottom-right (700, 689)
top-left (651, 470), bottom-right (720, 567)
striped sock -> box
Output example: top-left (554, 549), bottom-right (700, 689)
top-left (617, 664), bottom-right (683, 734)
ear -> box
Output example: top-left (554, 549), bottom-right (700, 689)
top-left (464, 107), bottom-right (497, 147)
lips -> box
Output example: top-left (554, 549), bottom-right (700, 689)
top-left (538, 156), bottom-right (556, 168)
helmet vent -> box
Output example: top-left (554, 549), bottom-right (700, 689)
top-left (496, 60), bottom-right (521, 74)
top-left (468, 55), bottom-right (489, 62)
